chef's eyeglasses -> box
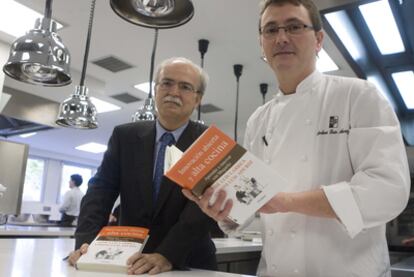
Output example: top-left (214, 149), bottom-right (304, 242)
top-left (157, 79), bottom-right (198, 94)
top-left (260, 22), bottom-right (314, 39)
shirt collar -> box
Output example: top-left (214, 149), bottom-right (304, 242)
top-left (296, 69), bottom-right (322, 94)
top-left (155, 120), bottom-right (189, 143)
top-left (276, 69), bottom-right (322, 98)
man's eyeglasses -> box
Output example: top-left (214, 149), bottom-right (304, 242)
top-left (260, 23), bottom-right (314, 39)
top-left (156, 79), bottom-right (198, 94)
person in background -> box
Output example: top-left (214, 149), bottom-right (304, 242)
top-left (59, 174), bottom-right (84, 227)
top-left (183, 0), bottom-right (410, 276)
top-left (68, 57), bottom-right (217, 275)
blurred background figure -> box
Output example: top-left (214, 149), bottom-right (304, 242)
top-left (59, 174), bottom-right (84, 227)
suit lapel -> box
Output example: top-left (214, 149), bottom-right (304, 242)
top-left (134, 122), bottom-right (156, 214)
top-left (153, 121), bottom-right (200, 217)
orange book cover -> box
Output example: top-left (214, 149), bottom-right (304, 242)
top-left (166, 125), bottom-right (242, 196)
top-left (97, 226), bottom-right (149, 243)
top-left (166, 125), bottom-right (289, 225)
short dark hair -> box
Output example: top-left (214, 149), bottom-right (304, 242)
top-left (70, 174), bottom-right (83, 187)
top-left (259, 0), bottom-right (322, 32)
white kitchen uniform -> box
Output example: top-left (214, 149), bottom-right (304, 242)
top-left (59, 187), bottom-right (84, 216)
top-left (241, 70), bottom-right (410, 276)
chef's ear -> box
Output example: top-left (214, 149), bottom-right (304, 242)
top-left (315, 31), bottom-right (324, 52)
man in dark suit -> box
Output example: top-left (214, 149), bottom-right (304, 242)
top-left (68, 57), bottom-right (217, 275)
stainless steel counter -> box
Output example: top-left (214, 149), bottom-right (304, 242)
top-left (391, 256), bottom-right (414, 277)
top-left (0, 238), bottom-right (256, 277)
top-left (0, 224), bottom-right (75, 237)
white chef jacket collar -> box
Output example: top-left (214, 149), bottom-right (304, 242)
top-left (276, 70), bottom-right (322, 98)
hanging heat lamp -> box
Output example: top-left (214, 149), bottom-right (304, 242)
top-left (117, 0), bottom-right (195, 121)
top-left (110, 0), bottom-right (194, 29)
top-left (55, 0), bottom-right (98, 129)
top-left (132, 28), bottom-right (158, 121)
top-left (3, 0), bottom-right (71, 86)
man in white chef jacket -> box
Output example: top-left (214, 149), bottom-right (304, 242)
top-left (183, 0), bottom-right (411, 276)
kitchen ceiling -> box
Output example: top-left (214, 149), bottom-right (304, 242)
top-left (0, 0), bottom-right (357, 164)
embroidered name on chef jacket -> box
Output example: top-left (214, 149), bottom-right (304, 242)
top-left (316, 115), bottom-right (350, 136)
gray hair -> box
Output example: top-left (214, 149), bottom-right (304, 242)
top-left (154, 57), bottom-right (209, 95)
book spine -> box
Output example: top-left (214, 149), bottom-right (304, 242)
top-left (97, 226), bottom-right (149, 241)
top-left (96, 236), bottom-right (146, 244)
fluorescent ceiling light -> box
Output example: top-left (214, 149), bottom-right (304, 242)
top-left (392, 71), bottom-right (414, 109)
top-left (0, 0), bottom-right (63, 38)
top-left (359, 0), bottom-right (404, 55)
top-left (75, 142), bottom-right (107, 154)
top-left (90, 97), bottom-right (121, 114)
top-left (325, 11), bottom-right (362, 61)
top-left (19, 132), bottom-right (37, 138)
top-left (134, 82), bottom-right (155, 94)
top-left (317, 49), bottom-right (339, 73)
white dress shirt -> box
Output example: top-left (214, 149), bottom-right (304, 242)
top-left (239, 70), bottom-right (410, 277)
top-left (59, 187), bottom-right (84, 216)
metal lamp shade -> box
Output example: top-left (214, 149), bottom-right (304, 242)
top-left (132, 98), bottom-right (157, 121)
top-left (3, 18), bottom-right (71, 86)
top-left (110, 0), bottom-right (194, 29)
top-left (56, 86), bottom-right (98, 129)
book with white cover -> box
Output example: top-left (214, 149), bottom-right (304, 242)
top-left (165, 125), bottom-right (288, 225)
top-left (76, 226), bottom-right (149, 273)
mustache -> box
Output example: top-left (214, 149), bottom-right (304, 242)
top-left (273, 45), bottom-right (295, 55)
top-left (163, 95), bottom-right (182, 106)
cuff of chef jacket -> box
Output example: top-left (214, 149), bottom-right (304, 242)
top-left (322, 182), bottom-right (364, 238)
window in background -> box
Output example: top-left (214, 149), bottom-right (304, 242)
top-left (22, 157), bottom-right (46, 202)
top-left (58, 164), bottom-right (93, 203)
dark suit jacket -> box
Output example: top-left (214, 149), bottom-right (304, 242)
top-left (75, 120), bottom-right (217, 270)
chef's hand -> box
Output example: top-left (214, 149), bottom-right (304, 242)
top-left (68, 243), bottom-right (89, 266)
top-left (182, 187), bottom-right (233, 223)
top-left (127, 253), bottom-right (172, 275)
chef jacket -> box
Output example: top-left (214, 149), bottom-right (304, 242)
top-left (237, 70), bottom-right (410, 276)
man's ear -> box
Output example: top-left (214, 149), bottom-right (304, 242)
top-left (194, 93), bottom-right (202, 106)
top-left (259, 36), bottom-right (269, 63)
top-left (315, 31), bottom-right (324, 52)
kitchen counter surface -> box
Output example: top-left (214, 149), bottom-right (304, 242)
top-left (0, 238), bottom-right (255, 277)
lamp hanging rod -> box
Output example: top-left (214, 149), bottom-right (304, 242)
top-left (44, 0), bottom-right (53, 20)
top-left (80, 0), bottom-right (97, 86)
top-left (197, 39), bottom-right (209, 121)
top-left (233, 64), bottom-right (243, 142)
top-left (148, 28), bottom-right (159, 99)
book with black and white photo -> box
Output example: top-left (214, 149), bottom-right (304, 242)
top-left (76, 226), bottom-right (149, 273)
top-left (165, 125), bottom-right (288, 225)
